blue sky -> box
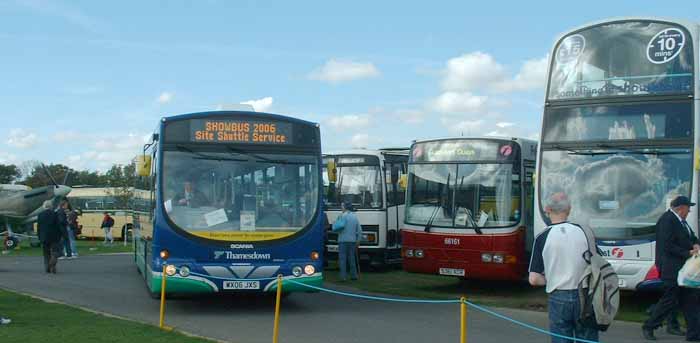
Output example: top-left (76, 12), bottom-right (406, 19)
top-left (1, 0), bottom-right (698, 171)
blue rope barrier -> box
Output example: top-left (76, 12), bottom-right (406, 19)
top-left (286, 279), bottom-right (460, 304)
top-left (463, 300), bottom-right (600, 343)
top-left (179, 270), bottom-right (601, 343)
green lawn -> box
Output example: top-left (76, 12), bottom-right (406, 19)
top-left (323, 263), bottom-right (659, 323)
top-left (0, 289), bottom-right (212, 343)
top-left (0, 239), bottom-right (133, 257)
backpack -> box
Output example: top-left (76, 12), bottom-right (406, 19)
top-left (577, 224), bottom-right (620, 331)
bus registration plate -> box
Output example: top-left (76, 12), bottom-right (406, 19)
top-left (439, 268), bottom-right (465, 277)
top-left (223, 281), bottom-right (260, 290)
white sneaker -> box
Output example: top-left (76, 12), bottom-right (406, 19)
top-left (0, 318), bottom-right (11, 325)
top-left (71, 254), bottom-right (79, 258)
top-left (58, 256), bottom-right (67, 260)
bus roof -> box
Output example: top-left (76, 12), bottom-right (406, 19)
top-left (161, 110), bottom-right (319, 128)
top-left (324, 148), bottom-right (409, 159)
top-left (411, 136), bottom-right (537, 146)
top-left (551, 16), bottom-right (697, 46)
top-left (67, 187), bottom-right (150, 198)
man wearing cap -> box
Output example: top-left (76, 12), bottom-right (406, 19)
top-left (332, 200), bottom-right (362, 281)
top-left (643, 195), bottom-right (700, 341)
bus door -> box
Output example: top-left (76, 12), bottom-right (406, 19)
top-left (385, 158), bottom-right (407, 250)
top-left (523, 162), bottom-right (536, 256)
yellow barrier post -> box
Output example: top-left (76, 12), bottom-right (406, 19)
top-left (460, 296), bottom-right (467, 343)
top-left (159, 265), bottom-right (168, 329)
top-left (272, 274), bottom-right (283, 343)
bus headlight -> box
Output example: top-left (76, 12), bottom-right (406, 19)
top-left (304, 265), bottom-right (315, 276)
top-left (165, 264), bottom-right (177, 276)
top-left (405, 249), bottom-right (414, 257)
top-left (159, 249), bottom-right (170, 260)
top-left (415, 249), bottom-right (424, 258)
top-left (481, 253), bottom-right (493, 263)
top-left (310, 251), bottom-right (320, 260)
top-left (179, 266), bottom-right (191, 277)
top-left (292, 266), bottom-right (303, 277)
top-left (493, 254), bottom-right (505, 264)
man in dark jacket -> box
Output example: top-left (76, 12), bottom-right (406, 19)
top-left (37, 200), bottom-right (63, 274)
top-left (643, 196), bottom-right (700, 341)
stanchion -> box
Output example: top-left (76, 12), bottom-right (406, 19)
top-left (159, 264), bottom-right (168, 329)
top-left (460, 296), bottom-right (467, 343)
top-left (272, 274), bottom-right (283, 343)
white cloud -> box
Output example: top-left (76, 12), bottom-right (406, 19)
top-left (496, 122), bottom-right (515, 128)
top-left (0, 151), bottom-right (18, 164)
top-left (508, 56), bottom-right (549, 92)
top-left (308, 59), bottom-right (380, 83)
top-left (157, 92), bottom-right (174, 104)
top-left (241, 97), bottom-right (273, 112)
top-left (7, 129), bottom-right (38, 149)
top-left (431, 92), bottom-right (488, 114)
top-left (441, 118), bottom-right (484, 136)
top-left (51, 131), bottom-right (81, 143)
top-left (326, 114), bottom-right (370, 130)
top-left (442, 52), bottom-right (506, 92)
top-left (440, 52), bottom-right (548, 93)
top-left (351, 133), bottom-right (370, 148)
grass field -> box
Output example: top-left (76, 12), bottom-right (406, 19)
top-left (0, 239), bottom-right (133, 258)
top-left (323, 262), bottom-right (659, 323)
top-left (0, 289), bottom-right (212, 343)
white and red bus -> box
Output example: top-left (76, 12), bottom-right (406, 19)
top-left (402, 137), bottom-right (537, 280)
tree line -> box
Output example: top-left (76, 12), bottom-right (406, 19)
top-left (0, 161), bottom-right (148, 190)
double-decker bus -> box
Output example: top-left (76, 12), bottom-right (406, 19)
top-left (134, 111), bottom-right (324, 296)
top-left (535, 18), bottom-right (697, 290)
top-left (322, 149), bottom-right (409, 266)
top-left (402, 137), bottom-right (537, 280)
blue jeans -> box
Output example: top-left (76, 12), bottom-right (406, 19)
top-left (62, 227), bottom-right (74, 257)
top-left (548, 290), bottom-right (599, 343)
top-left (338, 242), bottom-right (358, 280)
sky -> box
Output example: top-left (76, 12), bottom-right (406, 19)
top-left (1, 0), bottom-right (698, 172)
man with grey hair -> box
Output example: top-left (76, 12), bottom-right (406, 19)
top-left (37, 200), bottom-right (62, 274)
top-left (529, 192), bottom-right (599, 343)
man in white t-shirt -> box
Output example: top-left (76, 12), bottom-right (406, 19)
top-left (529, 192), bottom-right (599, 343)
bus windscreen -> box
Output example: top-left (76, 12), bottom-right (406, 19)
top-left (548, 21), bottom-right (693, 100)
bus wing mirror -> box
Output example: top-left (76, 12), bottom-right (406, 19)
top-left (399, 174), bottom-right (408, 190)
top-left (135, 155), bottom-right (152, 177)
top-left (326, 160), bottom-right (337, 183)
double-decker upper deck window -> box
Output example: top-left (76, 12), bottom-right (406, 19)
top-left (548, 21), bottom-right (693, 100)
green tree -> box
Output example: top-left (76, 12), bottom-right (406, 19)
top-left (0, 164), bottom-right (21, 184)
top-left (22, 164), bottom-right (74, 188)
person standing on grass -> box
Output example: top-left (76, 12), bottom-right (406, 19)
top-left (38, 200), bottom-right (63, 274)
top-left (332, 200), bottom-right (362, 281)
top-left (528, 192), bottom-right (599, 343)
top-left (101, 212), bottom-right (115, 245)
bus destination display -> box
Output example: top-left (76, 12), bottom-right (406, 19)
top-left (190, 119), bottom-right (292, 145)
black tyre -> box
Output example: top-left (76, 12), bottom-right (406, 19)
top-left (4, 237), bottom-right (19, 250)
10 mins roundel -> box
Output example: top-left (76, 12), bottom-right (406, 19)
top-left (647, 28), bottom-right (685, 64)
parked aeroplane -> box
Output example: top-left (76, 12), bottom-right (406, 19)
top-left (0, 166), bottom-right (72, 249)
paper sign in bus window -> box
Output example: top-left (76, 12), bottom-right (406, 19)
top-left (205, 208), bottom-right (228, 227)
top-left (240, 211), bottom-right (256, 231)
